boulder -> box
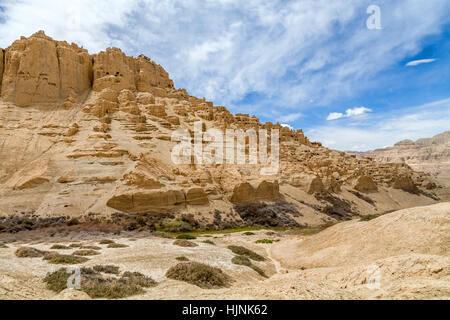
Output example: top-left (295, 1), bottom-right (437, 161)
top-left (354, 176), bottom-right (377, 193)
top-left (106, 190), bottom-right (185, 214)
top-left (186, 188), bottom-right (209, 205)
top-left (230, 183), bottom-right (255, 203)
top-left (255, 181), bottom-right (280, 201)
top-left (392, 176), bottom-right (417, 192)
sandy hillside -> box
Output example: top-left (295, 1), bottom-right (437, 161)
top-left (0, 203), bottom-right (448, 300)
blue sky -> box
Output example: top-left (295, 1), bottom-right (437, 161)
top-left (0, 0), bottom-right (449, 151)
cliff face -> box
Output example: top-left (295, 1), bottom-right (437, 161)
top-left (0, 31), bottom-right (442, 230)
top-left (350, 132), bottom-right (450, 187)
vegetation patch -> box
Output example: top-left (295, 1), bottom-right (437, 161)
top-left (166, 262), bottom-right (232, 289)
top-left (99, 239), bottom-right (115, 245)
top-left (69, 243), bottom-right (82, 248)
top-left (80, 245), bottom-right (102, 250)
top-left (93, 265), bottom-right (120, 275)
top-left (43, 253), bottom-right (89, 264)
top-left (202, 240), bottom-right (215, 245)
top-left (255, 239), bottom-right (278, 244)
top-left (173, 240), bottom-right (198, 248)
top-left (234, 201), bottom-right (302, 228)
top-left (15, 247), bottom-right (47, 258)
top-left (231, 255), bottom-right (268, 278)
top-left (0, 243), bottom-right (8, 248)
top-left (176, 256), bottom-right (189, 261)
top-left (43, 268), bottom-right (157, 299)
top-left (243, 232), bottom-right (255, 236)
top-left (72, 249), bottom-right (100, 256)
top-left (228, 245), bottom-right (265, 262)
top-left (360, 214), bottom-right (382, 222)
top-left (176, 234), bottom-right (197, 240)
top-left (107, 243), bottom-right (129, 248)
top-left (50, 244), bottom-right (70, 250)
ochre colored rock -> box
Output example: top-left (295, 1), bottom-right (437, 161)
top-left (354, 176), bottom-right (377, 193)
top-left (0, 48), bottom-right (4, 92)
top-left (186, 188), bottom-right (209, 205)
top-left (307, 176), bottom-right (325, 195)
top-left (255, 181), bottom-right (280, 201)
top-left (392, 176), bottom-right (417, 192)
top-left (230, 182), bottom-right (255, 203)
top-left (1, 31), bottom-right (91, 107)
top-left (107, 190), bottom-right (185, 214)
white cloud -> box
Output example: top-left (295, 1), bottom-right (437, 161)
top-left (327, 107), bottom-right (372, 120)
top-left (327, 112), bottom-right (345, 121)
top-left (0, 0), bottom-right (449, 114)
top-left (277, 112), bottom-right (302, 123)
top-left (281, 124), bottom-right (294, 130)
top-left (406, 59), bottom-right (437, 67)
top-left (308, 98), bottom-right (450, 151)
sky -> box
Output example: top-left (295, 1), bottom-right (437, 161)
top-left (0, 0), bottom-right (449, 151)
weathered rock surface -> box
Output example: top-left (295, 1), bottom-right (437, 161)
top-left (0, 31), bottom-right (443, 229)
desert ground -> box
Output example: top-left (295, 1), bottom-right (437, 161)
top-left (1, 202), bottom-right (448, 300)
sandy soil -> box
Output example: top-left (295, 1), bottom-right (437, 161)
top-left (0, 203), bottom-right (449, 300)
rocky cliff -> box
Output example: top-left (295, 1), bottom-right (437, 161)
top-left (0, 31), bottom-right (442, 232)
top-left (350, 131), bottom-right (450, 191)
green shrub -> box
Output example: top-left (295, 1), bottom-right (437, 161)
top-left (227, 246), bottom-right (265, 261)
top-left (50, 245), bottom-right (70, 250)
top-left (15, 247), bottom-right (47, 258)
top-left (176, 234), bottom-right (197, 240)
top-left (107, 243), bottom-right (129, 248)
top-left (72, 249), bottom-right (100, 256)
top-left (99, 240), bottom-right (115, 245)
top-left (176, 256), bottom-right (189, 261)
top-left (243, 232), bottom-right (255, 236)
top-left (166, 262), bottom-right (232, 289)
top-left (173, 240), bottom-right (198, 247)
top-left (256, 239), bottom-right (274, 244)
top-left (43, 253), bottom-right (89, 264)
top-left (231, 255), bottom-right (268, 278)
top-left (93, 265), bottom-right (120, 275)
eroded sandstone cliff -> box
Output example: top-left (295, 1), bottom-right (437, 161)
top-left (0, 31), bottom-right (442, 232)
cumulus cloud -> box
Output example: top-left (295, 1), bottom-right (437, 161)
top-left (326, 107), bottom-right (372, 121)
top-left (406, 59), bottom-right (437, 67)
top-left (0, 0), bottom-right (449, 115)
top-left (309, 98), bottom-right (450, 151)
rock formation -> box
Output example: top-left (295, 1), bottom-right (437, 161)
top-left (0, 31), bottom-right (443, 230)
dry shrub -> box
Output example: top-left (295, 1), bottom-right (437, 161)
top-left (93, 265), bottom-right (120, 275)
top-left (15, 247), bottom-right (47, 258)
top-left (72, 249), bottom-right (100, 256)
top-left (43, 253), bottom-right (89, 264)
top-left (166, 262), bottom-right (232, 289)
top-left (107, 243), bottom-right (129, 248)
top-left (227, 245), bottom-right (265, 261)
top-left (173, 240), bottom-right (198, 247)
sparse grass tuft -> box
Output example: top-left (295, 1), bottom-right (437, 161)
top-left (99, 240), bottom-right (115, 245)
top-left (173, 240), bottom-right (198, 247)
top-left (176, 256), bottom-right (189, 261)
top-left (176, 234), bottom-right (197, 240)
top-left (107, 243), bottom-right (129, 248)
top-left (232, 255), bottom-right (268, 278)
top-left (69, 243), bottom-right (82, 248)
top-left (15, 247), bottom-right (47, 258)
top-left (43, 268), bottom-right (157, 299)
top-left (243, 232), bottom-right (255, 236)
top-left (166, 262), bottom-right (232, 289)
top-left (50, 244), bottom-right (70, 250)
top-left (80, 245), bottom-right (102, 250)
top-left (72, 249), bottom-right (100, 256)
top-left (256, 239), bottom-right (280, 244)
top-left (43, 253), bottom-right (89, 264)
top-left (93, 265), bottom-right (120, 275)
top-left (228, 245), bottom-right (265, 261)
top-left (360, 214), bottom-right (381, 222)
top-left (202, 240), bottom-right (215, 245)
